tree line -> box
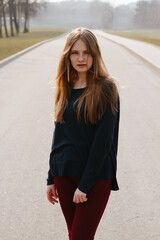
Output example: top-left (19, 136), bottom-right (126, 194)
top-left (0, 0), bottom-right (160, 38)
top-left (0, 0), bottom-right (45, 38)
top-left (134, 0), bottom-right (160, 28)
top-left (89, 0), bottom-right (160, 29)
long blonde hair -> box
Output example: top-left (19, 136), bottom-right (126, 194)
top-left (53, 27), bottom-right (120, 125)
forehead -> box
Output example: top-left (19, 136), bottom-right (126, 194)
top-left (71, 39), bottom-right (88, 50)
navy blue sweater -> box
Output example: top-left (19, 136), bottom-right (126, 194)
top-left (47, 87), bottom-right (120, 194)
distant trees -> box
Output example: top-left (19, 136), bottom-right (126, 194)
top-left (1, 0), bottom-right (160, 36)
top-left (101, 2), bottom-right (114, 28)
top-left (134, 0), bottom-right (160, 28)
top-left (112, 5), bottom-right (135, 30)
top-left (0, 0), bottom-right (46, 38)
top-left (88, 0), bottom-right (114, 28)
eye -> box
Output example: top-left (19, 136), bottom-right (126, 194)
top-left (71, 51), bottom-right (77, 54)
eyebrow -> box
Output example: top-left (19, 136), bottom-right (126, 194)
top-left (71, 49), bottom-right (88, 51)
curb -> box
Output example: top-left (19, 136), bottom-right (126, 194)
top-left (95, 30), bottom-right (160, 75)
top-left (0, 30), bottom-right (72, 69)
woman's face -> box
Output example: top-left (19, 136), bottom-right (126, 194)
top-left (70, 39), bottom-right (93, 74)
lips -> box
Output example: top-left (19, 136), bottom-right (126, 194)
top-left (77, 64), bottom-right (86, 66)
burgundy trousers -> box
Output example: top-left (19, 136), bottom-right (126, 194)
top-left (54, 175), bottom-right (112, 240)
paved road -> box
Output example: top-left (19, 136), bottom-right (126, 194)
top-left (0, 33), bottom-right (160, 240)
top-left (94, 30), bottom-right (160, 71)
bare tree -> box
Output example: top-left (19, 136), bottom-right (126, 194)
top-left (9, 0), bottom-right (14, 36)
top-left (23, 0), bottom-right (45, 33)
top-left (2, 0), bottom-right (9, 37)
top-left (12, 0), bottom-right (19, 34)
top-left (23, 0), bottom-right (29, 33)
top-left (0, 0), bottom-right (45, 38)
top-left (0, 0), bottom-right (3, 37)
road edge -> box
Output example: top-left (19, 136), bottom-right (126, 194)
top-left (95, 30), bottom-right (160, 75)
top-left (0, 30), bottom-right (72, 69)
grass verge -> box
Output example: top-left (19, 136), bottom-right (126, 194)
top-left (103, 29), bottom-right (160, 47)
top-left (0, 28), bottom-right (69, 61)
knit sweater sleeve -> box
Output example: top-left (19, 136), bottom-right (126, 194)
top-left (77, 98), bottom-right (120, 194)
top-left (46, 132), bottom-right (55, 185)
top-left (47, 168), bottom-right (55, 185)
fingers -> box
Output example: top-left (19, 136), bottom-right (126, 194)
top-left (47, 186), bottom-right (88, 205)
top-left (48, 195), bottom-right (59, 205)
top-left (73, 188), bottom-right (88, 204)
top-left (46, 185), bottom-right (59, 205)
top-left (73, 195), bottom-right (88, 204)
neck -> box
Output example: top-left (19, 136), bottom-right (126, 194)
top-left (77, 72), bottom-right (87, 83)
top-left (72, 72), bottom-right (87, 88)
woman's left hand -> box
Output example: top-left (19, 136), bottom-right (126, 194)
top-left (73, 188), bottom-right (88, 204)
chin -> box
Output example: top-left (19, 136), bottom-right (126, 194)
top-left (78, 69), bottom-right (87, 72)
top-left (75, 67), bottom-right (88, 72)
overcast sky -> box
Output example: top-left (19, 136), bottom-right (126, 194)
top-left (47, 0), bottom-right (147, 7)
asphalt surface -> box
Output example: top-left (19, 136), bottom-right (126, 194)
top-left (94, 30), bottom-right (160, 71)
top-left (0, 32), bottom-right (160, 240)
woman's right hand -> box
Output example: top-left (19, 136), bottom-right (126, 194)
top-left (46, 184), bottom-right (59, 205)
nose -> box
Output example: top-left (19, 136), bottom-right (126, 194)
top-left (78, 53), bottom-right (84, 61)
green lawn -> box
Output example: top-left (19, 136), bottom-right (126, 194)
top-left (103, 29), bottom-right (160, 47)
top-left (0, 28), bottom-right (69, 61)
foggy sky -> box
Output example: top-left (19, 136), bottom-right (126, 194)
top-left (48, 0), bottom-right (150, 7)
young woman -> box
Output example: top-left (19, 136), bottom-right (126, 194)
top-left (46, 27), bottom-right (120, 240)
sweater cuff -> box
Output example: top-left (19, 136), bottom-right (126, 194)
top-left (77, 183), bottom-right (91, 194)
top-left (46, 177), bottom-right (54, 185)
